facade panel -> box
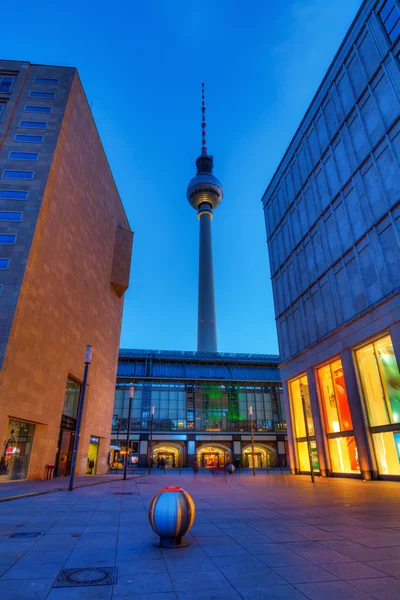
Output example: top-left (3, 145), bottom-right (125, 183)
top-left (262, 0), bottom-right (400, 480)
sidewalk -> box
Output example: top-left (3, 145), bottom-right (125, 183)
top-left (0, 473), bottom-right (142, 501)
top-left (0, 472), bottom-right (400, 599)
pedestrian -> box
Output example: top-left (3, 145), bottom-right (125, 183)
top-left (193, 458), bottom-right (199, 474)
top-left (157, 457), bottom-right (161, 469)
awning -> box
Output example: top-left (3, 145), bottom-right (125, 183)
top-left (110, 445), bottom-right (121, 451)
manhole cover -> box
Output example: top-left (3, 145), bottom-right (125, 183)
top-left (10, 532), bottom-right (41, 539)
top-left (53, 567), bottom-right (117, 588)
top-left (114, 492), bottom-right (134, 495)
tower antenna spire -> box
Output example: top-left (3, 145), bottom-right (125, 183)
top-left (201, 82), bottom-right (207, 155)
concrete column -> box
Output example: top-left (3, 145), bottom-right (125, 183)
top-left (306, 368), bottom-right (329, 477)
top-left (233, 440), bottom-right (241, 466)
top-left (139, 439), bottom-right (148, 468)
top-left (389, 321), bottom-right (400, 367)
top-left (197, 212), bottom-right (217, 352)
top-left (282, 380), bottom-right (297, 474)
top-left (340, 349), bottom-right (377, 480)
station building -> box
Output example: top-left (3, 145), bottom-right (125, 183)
top-left (0, 61), bottom-right (133, 480)
top-left (111, 349), bottom-right (287, 469)
top-left (262, 0), bottom-right (400, 480)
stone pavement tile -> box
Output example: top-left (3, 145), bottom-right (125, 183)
top-left (283, 526), bottom-right (342, 541)
top-left (272, 564), bottom-right (339, 584)
top-left (257, 551), bottom-right (311, 567)
top-left (176, 589), bottom-right (242, 600)
top-left (293, 549), bottom-right (355, 565)
top-left (169, 570), bottom-right (230, 592)
top-left (322, 560), bottom-right (389, 580)
top-left (117, 558), bottom-right (167, 576)
top-left (64, 549), bottom-right (116, 567)
top-left (164, 557), bottom-right (218, 572)
top-left (350, 576), bottom-right (400, 599)
top-left (190, 524), bottom-right (225, 536)
top-left (160, 546), bottom-right (208, 560)
top-left (113, 573), bottom-right (174, 595)
top-left (237, 585), bottom-right (309, 599)
top-left (365, 558), bottom-right (400, 577)
top-left (202, 544), bottom-right (252, 557)
top-left (294, 580), bottom-right (373, 600)
top-left (322, 540), bottom-right (400, 561)
top-left (0, 578), bottom-right (54, 600)
top-left (0, 551), bottom-right (24, 564)
top-left (121, 595), bottom-right (176, 600)
top-left (116, 546), bottom-right (163, 561)
top-left (30, 533), bottom-right (80, 552)
top-left (217, 565), bottom-right (288, 588)
top-left (254, 529), bottom-right (309, 543)
top-left (238, 535), bottom-right (275, 548)
top-left (46, 586), bottom-right (113, 599)
top-left (1, 562), bottom-right (63, 580)
top-left (0, 540), bottom-right (38, 552)
top-left (193, 536), bottom-right (238, 546)
top-left (12, 550), bottom-right (71, 564)
top-left (210, 555), bottom-right (265, 571)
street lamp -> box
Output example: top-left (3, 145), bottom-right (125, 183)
top-left (69, 345), bottom-right (92, 491)
top-left (123, 386), bottom-right (135, 481)
top-left (249, 405), bottom-right (256, 476)
top-left (148, 405), bottom-right (155, 475)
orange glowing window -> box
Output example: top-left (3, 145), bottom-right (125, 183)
top-left (317, 359), bottom-right (353, 433)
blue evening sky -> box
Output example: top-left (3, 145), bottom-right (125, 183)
top-left (3, 0), bottom-right (361, 354)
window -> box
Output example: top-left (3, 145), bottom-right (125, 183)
top-left (14, 134), bottom-right (43, 143)
top-left (33, 77), bottom-right (59, 85)
top-left (19, 121), bottom-right (47, 129)
top-left (317, 358), bottom-right (359, 474)
top-left (0, 103), bottom-right (5, 116)
top-left (0, 235), bottom-right (16, 244)
top-left (0, 76), bottom-right (15, 93)
top-left (62, 377), bottom-right (82, 420)
top-left (0, 212), bottom-right (22, 222)
top-left (289, 375), bottom-right (320, 473)
top-left (24, 106), bottom-right (51, 113)
top-left (318, 359), bottom-right (353, 433)
top-left (29, 91), bottom-right (55, 99)
top-left (380, 0), bottom-right (400, 42)
top-left (0, 190), bottom-right (28, 200)
top-left (356, 334), bottom-right (400, 426)
top-left (372, 431), bottom-right (400, 476)
top-left (9, 152), bottom-right (38, 161)
top-left (0, 259), bottom-right (10, 269)
top-left (2, 170), bottom-right (34, 180)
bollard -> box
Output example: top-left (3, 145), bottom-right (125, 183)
top-left (149, 486), bottom-right (195, 548)
top-left (227, 464), bottom-right (235, 475)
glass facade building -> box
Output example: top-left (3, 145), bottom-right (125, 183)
top-left (262, 0), bottom-right (400, 480)
top-left (112, 349), bottom-right (287, 469)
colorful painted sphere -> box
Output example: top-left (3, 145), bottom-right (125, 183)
top-left (227, 464), bottom-right (235, 474)
top-left (148, 486), bottom-right (196, 548)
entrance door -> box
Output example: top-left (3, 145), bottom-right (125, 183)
top-left (157, 453), bottom-right (175, 468)
top-left (201, 453), bottom-right (221, 468)
top-left (247, 453), bottom-right (263, 468)
top-left (56, 430), bottom-right (74, 477)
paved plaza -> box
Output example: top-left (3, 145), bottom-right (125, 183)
top-left (0, 472), bottom-right (400, 599)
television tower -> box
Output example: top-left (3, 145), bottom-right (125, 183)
top-left (187, 83), bottom-right (223, 352)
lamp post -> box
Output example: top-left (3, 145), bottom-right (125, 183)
top-left (249, 405), bottom-right (256, 476)
top-left (300, 383), bottom-right (315, 484)
top-left (123, 386), bottom-right (135, 481)
top-left (148, 405), bottom-right (155, 475)
top-left (69, 345), bottom-right (92, 491)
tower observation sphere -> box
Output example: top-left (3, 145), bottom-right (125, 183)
top-left (186, 83), bottom-right (223, 353)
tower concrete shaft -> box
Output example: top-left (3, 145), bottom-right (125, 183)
top-left (197, 211), bottom-right (217, 352)
top-left (186, 83), bottom-right (223, 353)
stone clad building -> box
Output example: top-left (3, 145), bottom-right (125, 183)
top-left (0, 60), bottom-right (133, 480)
top-left (262, 0), bottom-right (400, 480)
top-left (112, 349), bottom-right (287, 469)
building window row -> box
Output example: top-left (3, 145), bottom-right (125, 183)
top-left (9, 152), bottom-right (38, 161)
top-left (0, 190), bottom-right (28, 200)
top-left (29, 91), bottom-right (56, 99)
top-left (0, 258), bottom-right (10, 269)
top-left (0, 235), bottom-right (16, 244)
top-left (14, 135), bottom-right (43, 143)
top-left (19, 121), bottom-right (47, 129)
top-left (0, 75), bottom-right (15, 93)
top-left (289, 332), bottom-right (400, 477)
top-left (2, 170), bottom-right (34, 180)
top-left (24, 105), bottom-right (51, 114)
top-left (33, 77), bottom-right (59, 85)
top-left (380, 0), bottom-right (400, 43)
top-left (0, 212), bottom-right (22, 222)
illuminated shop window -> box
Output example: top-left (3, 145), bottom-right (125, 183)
top-left (372, 431), bottom-right (400, 476)
top-left (356, 334), bottom-right (400, 426)
top-left (297, 440), bottom-right (319, 472)
top-left (289, 375), bottom-right (314, 438)
top-left (289, 374), bottom-right (319, 472)
top-left (318, 359), bottom-right (353, 433)
top-left (328, 436), bottom-right (359, 474)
